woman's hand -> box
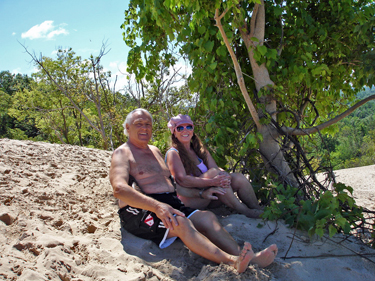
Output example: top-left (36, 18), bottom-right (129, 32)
top-left (201, 187), bottom-right (226, 200)
top-left (218, 170), bottom-right (231, 188)
top-left (211, 174), bottom-right (230, 188)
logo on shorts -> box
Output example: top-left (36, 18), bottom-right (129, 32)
top-left (144, 214), bottom-right (154, 227)
top-left (127, 207), bottom-right (140, 215)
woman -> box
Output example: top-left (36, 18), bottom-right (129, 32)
top-left (165, 114), bottom-right (263, 218)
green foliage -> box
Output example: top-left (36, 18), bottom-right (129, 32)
top-left (312, 87), bottom-right (375, 169)
top-left (122, 0), bottom-right (375, 172)
top-left (0, 71), bottom-right (39, 139)
top-left (8, 48), bottom-right (135, 150)
top-left (261, 181), bottom-right (364, 240)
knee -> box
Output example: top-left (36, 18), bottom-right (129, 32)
top-left (194, 210), bottom-right (220, 231)
top-left (203, 168), bottom-right (221, 179)
top-left (200, 210), bottom-right (218, 221)
top-left (171, 215), bottom-right (195, 235)
top-left (231, 173), bottom-right (250, 190)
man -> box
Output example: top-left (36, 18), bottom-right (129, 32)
top-left (109, 108), bottom-right (277, 273)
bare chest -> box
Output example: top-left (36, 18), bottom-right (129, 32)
top-left (129, 149), bottom-right (170, 180)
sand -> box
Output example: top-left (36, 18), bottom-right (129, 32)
top-left (0, 138), bottom-right (374, 281)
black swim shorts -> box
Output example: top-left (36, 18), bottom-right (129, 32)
top-left (118, 192), bottom-right (197, 248)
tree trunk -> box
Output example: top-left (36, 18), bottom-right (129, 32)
top-left (258, 124), bottom-right (298, 187)
top-left (239, 1), bottom-right (299, 186)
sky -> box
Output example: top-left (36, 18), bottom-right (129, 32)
top-left (0, 0), bottom-right (132, 90)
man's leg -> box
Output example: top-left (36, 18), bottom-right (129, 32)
top-left (190, 210), bottom-right (241, 255)
top-left (190, 210), bottom-right (278, 268)
top-left (167, 214), bottom-right (254, 273)
top-left (169, 210), bottom-right (278, 269)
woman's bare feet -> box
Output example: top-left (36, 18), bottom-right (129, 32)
top-left (245, 208), bottom-right (264, 218)
top-left (233, 242), bottom-right (254, 273)
top-left (250, 244), bottom-right (278, 268)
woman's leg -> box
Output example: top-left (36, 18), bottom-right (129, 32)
top-left (177, 168), bottom-right (222, 209)
top-left (230, 173), bottom-right (262, 210)
top-left (216, 185), bottom-right (263, 218)
top-left (200, 169), bottom-right (262, 217)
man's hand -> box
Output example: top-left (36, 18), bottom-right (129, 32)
top-left (154, 202), bottom-right (185, 230)
top-left (201, 187), bottom-right (226, 200)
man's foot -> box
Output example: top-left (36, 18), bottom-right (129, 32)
top-left (250, 244), bottom-right (278, 268)
top-left (233, 242), bottom-right (254, 273)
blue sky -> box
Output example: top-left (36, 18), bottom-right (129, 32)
top-left (0, 0), bottom-right (131, 89)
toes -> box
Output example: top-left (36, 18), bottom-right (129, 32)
top-left (240, 242), bottom-right (253, 259)
top-left (269, 244), bottom-right (278, 256)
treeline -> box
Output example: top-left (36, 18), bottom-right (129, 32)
top-left (1, 49), bottom-right (374, 170)
top-left (0, 48), bottom-right (195, 152)
top-left (323, 87), bottom-right (375, 169)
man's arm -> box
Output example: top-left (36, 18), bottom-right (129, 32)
top-left (109, 146), bottom-right (185, 229)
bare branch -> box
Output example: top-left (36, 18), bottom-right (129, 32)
top-left (282, 95), bottom-right (375, 135)
top-left (214, 8), bottom-right (261, 129)
top-left (19, 42), bottom-right (111, 149)
top-left (277, 14), bottom-right (284, 56)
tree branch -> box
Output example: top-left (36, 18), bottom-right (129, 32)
top-left (282, 95), bottom-right (375, 135)
top-left (20, 43), bottom-right (107, 143)
top-left (214, 8), bottom-right (261, 129)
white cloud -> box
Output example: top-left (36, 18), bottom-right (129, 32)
top-left (11, 68), bottom-right (22, 74)
top-left (107, 61), bottom-right (129, 91)
top-left (21, 20), bottom-right (69, 40)
top-left (12, 32), bottom-right (16, 36)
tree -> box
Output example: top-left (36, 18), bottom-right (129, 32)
top-left (122, 0), bottom-right (375, 193)
top-left (0, 71), bottom-right (38, 139)
top-left (115, 44), bottom-right (197, 151)
top-left (16, 46), bottom-right (129, 150)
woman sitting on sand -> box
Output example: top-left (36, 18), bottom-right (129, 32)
top-left (165, 114), bottom-right (263, 218)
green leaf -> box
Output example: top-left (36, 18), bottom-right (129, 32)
top-left (315, 227), bottom-right (324, 237)
top-left (209, 61), bottom-right (218, 70)
top-left (198, 25), bottom-right (206, 34)
top-left (328, 224), bottom-right (337, 237)
top-left (204, 40), bottom-right (214, 52)
top-left (226, 127), bottom-right (234, 133)
top-left (257, 45), bottom-right (267, 56)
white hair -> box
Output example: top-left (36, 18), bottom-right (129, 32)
top-left (123, 108), bottom-right (153, 136)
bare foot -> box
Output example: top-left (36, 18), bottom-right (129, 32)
top-left (250, 244), bottom-right (278, 268)
top-left (245, 209), bottom-right (264, 218)
top-left (233, 242), bottom-right (254, 273)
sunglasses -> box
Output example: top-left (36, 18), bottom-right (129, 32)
top-left (176, 125), bottom-right (194, 132)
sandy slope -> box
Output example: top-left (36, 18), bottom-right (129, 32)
top-left (0, 138), bottom-right (374, 281)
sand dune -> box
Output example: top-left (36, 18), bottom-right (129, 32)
top-left (0, 138), bottom-right (374, 280)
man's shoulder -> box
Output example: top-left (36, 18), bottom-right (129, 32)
top-left (112, 143), bottom-right (132, 159)
top-left (148, 144), bottom-right (159, 151)
top-left (116, 142), bottom-right (131, 151)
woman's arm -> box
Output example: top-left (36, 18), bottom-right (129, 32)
top-left (166, 149), bottom-right (226, 188)
top-left (205, 150), bottom-right (231, 187)
top-left (205, 150), bottom-right (220, 169)
top-left (176, 184), bottom-right (226, 200)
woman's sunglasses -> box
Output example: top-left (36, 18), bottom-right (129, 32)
top-left (176, 125), bottom-right (194, 132)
